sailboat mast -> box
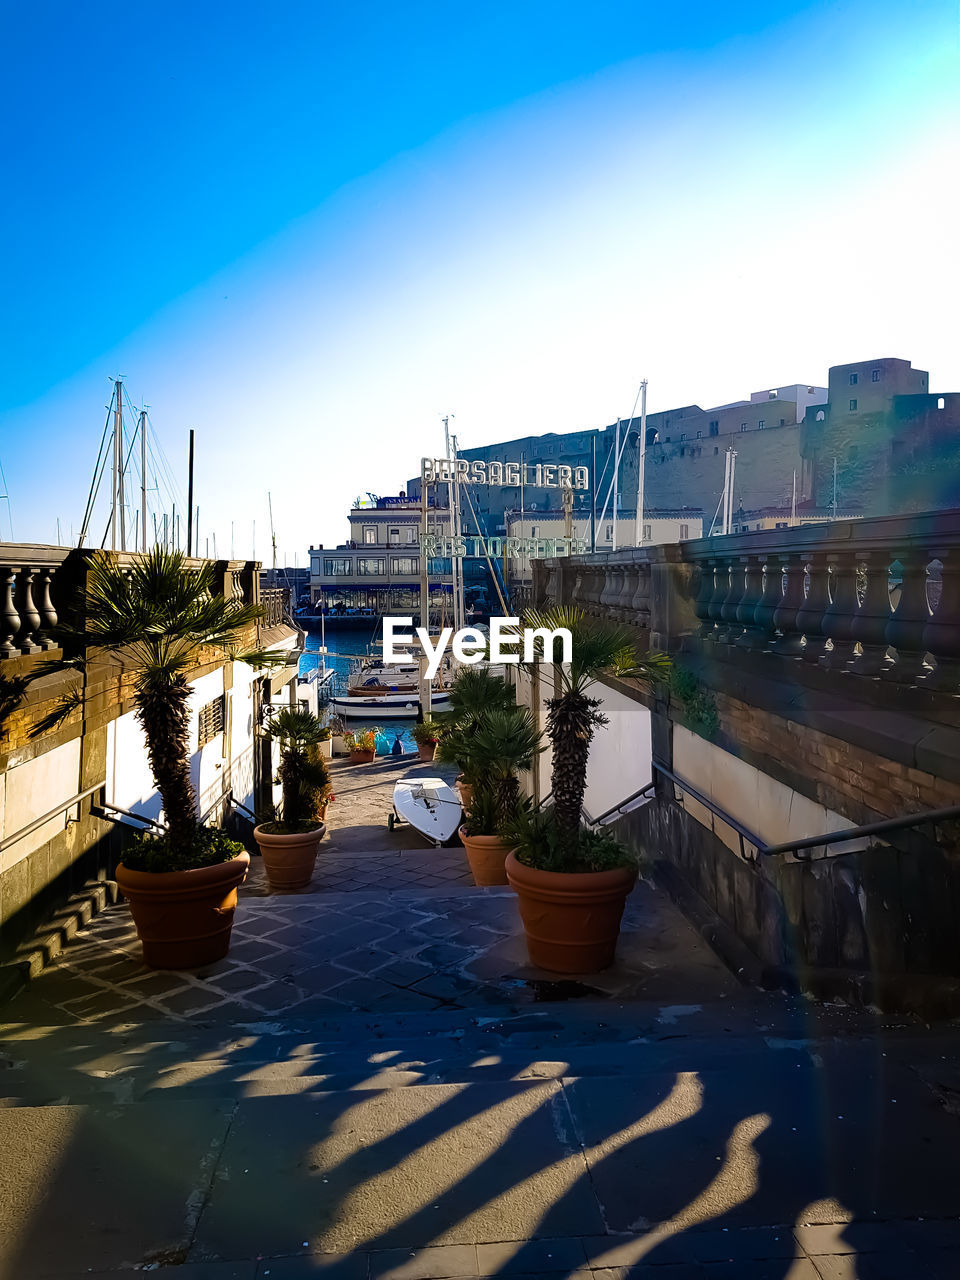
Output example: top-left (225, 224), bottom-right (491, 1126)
top-left (111, 379), bottom-right (122, 551)
top-left (140, 410), bottom-right (148, 551)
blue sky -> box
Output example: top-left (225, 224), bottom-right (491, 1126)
top-left (1, 0), bottom-right (957, 557)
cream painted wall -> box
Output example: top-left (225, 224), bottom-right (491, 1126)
top-left (671, 723), bottom-right (867, 861)
top-left (105, 666), bottom-right (239, 828)
top-left (514, 668), bottom-right (652, 820)
top-left (0, 737), bottom-right (83, 872)
top-left (583, 683), bottom-right (653, 822)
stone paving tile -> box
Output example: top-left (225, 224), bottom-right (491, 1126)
top-left (369, 1243), bottom-right (479, 1277)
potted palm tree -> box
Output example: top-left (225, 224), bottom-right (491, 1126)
top-left (411, 718), bottom-right (443, 762)
top-left (437, 667), bottom-right (515, 810)
top-left (457, 707), bottom-right (542, 886)
top-left (343, 726), bottom-right (379, 764)
top-left (52, 549), bottom-right (272, 969)
top-left (254, 708), bottom-right (332, 890)
top-left (504, 606), bottom-right (669, 973)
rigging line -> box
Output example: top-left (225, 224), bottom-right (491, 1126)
top-left (79, 399), bottom-right (115, 544)
top-left (0, 455), bottom-right (13, 540)
top-left (146, 425), bottom-right (185, 508)
top-left (597, 386), bottom-right (642, 535)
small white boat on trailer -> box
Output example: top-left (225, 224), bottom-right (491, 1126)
top-left (330, 691), bottom-right (452, 718)
top-left (390, 777), bottom-right (462, 846)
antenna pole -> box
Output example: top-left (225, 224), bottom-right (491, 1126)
top-left (832, 456), bottom-right (838, 518)
top-left (611, 418), bottom-right (620, 550)
top-left (186, 429), bottom-right (195, 556)
top-left (140, 410), bottom-right (148, 552)
top-left (268, 491), bottom-right (277, 572)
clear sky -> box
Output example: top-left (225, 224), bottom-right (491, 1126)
top-left (1, 0), bottom-right (957, 560)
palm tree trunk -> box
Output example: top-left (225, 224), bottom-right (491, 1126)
top-left (136, 676), bottom-right (198, 855)
top-left (547, 691), bottom-right (604, 862)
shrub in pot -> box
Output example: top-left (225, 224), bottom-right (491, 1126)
top-left (437, 667), bottom-right (515, 811)
top-left (254, 708), bottom-right (332, 890)
top-left (343, 726), bottom-right (379, 764)
top-left (412, 718), bottom-right (443, 762)
top-left (45, 549), bottom-right (270, 969)
top-left (457, 706), bottom-right (542, 886)
top-left (504, 606), bottom-right (670, 973)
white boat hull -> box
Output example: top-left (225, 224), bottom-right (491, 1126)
top-left (330, 692), bottom-right (452, 718)
top-left (392, 777), bottom-right (462, 846)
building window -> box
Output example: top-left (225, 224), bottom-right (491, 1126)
top-left (604, 524), bottom-right (613, 542)
top-left (872, 369), bottom-right (880, 382)
top-left (404, 527), bottom-right (415, 543)
top-left (849, 373), bottom-right (859, 385)
top-left (758, 420), bottom-right (765, 429)
top-left (679, 433), bottom-right (685, 442)
top-left (642, 524), bottom-right (652, 541)
top-left (679, 524), bottom-right (689, 539)
top-left (323, 558), bottom-right (351, 575)
top-left (938, 397), bottom-right (945, 410)
top-left (779, 418), bottom-right (785, 426)
top-left (390, 557), bottom-right (418, 575)
top-left (388, 527), bottom-right (400, 544)
top-left (427, 558), bottom-right (452, 575)
top-left (816, 410), bottom-right (826, 422)
top-left (849, 399), bottom-right (858, 411)
top-left (740, 422), bottom-right (748, 432)
top-left (714, 446), bottom-right (719, 455)
top-left (709, 420), bottom-right (719, 436)
top-left (363, 527), bottom-right (376, 544)
top-left (696, 430), bottom-right (703, 439)
top-left (198, 695), bottom-right (225, 748)
top-left (357, 558), bottom-right (385, 575)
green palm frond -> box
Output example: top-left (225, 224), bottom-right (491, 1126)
top-left (270, 707), bottom-right (326, 747)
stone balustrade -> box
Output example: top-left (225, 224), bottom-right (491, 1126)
top-left (0, 547), bottom-right (71, 659)
top-left (1, 548), bottom-right (264, 664)
top-left (260, 586), bottom-right (289, 628)
top-left (532, 507), bottom-right (960, 690)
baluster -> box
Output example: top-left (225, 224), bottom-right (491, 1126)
top-left (820, 552), bottom-right (859, 669)
top-left (707, 556), bottom-right (729, 640)
top-left (694, 558), bottom-right (716, 640)
top-left (749, 555), bottom-right (783, 650)
top-left (630, 561), bottom-right (652, 627)
top-left (796, 553), bottom-right (830, 663)
top-left (718, 557), bottom-right (746, 644)
top-left (922, 551), bottom-right (960, 690)
top-left (618, 564), bottom-right (639, 621)
top-left (772, 554), bottom-right (805, 655)
top-left (885, 552), bottom-right (932, 682)
top-left (0, 567), bottom-right (21, 658)
top-left (600, 566), bottom-right (624, 618)
top-left (36, 565), bottom-right (59, 651)
top-left (14, 567), bottom-right (42, 655)
top-left (734, 555), bottom-right (766, 648)
top-left (849, 551), bottom-right (892, 676)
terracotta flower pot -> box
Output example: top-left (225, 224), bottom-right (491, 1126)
top-left (254, 823), bottom-right (325, 890)
top-left (505, 850), bottom-right (637, 973)
top-left (417, 741), bottom-right (438, 762)
top-left (116, 852), bottom-right (250, 970)
top-left (456, 780), bottom-right (474, 811)
top-left (459, 827), bottom-right (510, 886)
top-left (349, 748), bottom-right (375, 764)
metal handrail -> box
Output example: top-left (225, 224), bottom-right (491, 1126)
top-left (759, 804), bottom-right (960, 856)
top-left (651, 760), bottom-right (765, 861)
top-left (0, 782), bottom-right (106, 853)
top-left (587, 780), bottom-right (657, 827)
top-left (652, 759), bottom-right (960, 859)
top-left (93, 798), bottom-right (167, 832)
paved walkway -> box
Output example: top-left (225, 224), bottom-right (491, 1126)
top-left (2, 758), bottom-right (960, 1279)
